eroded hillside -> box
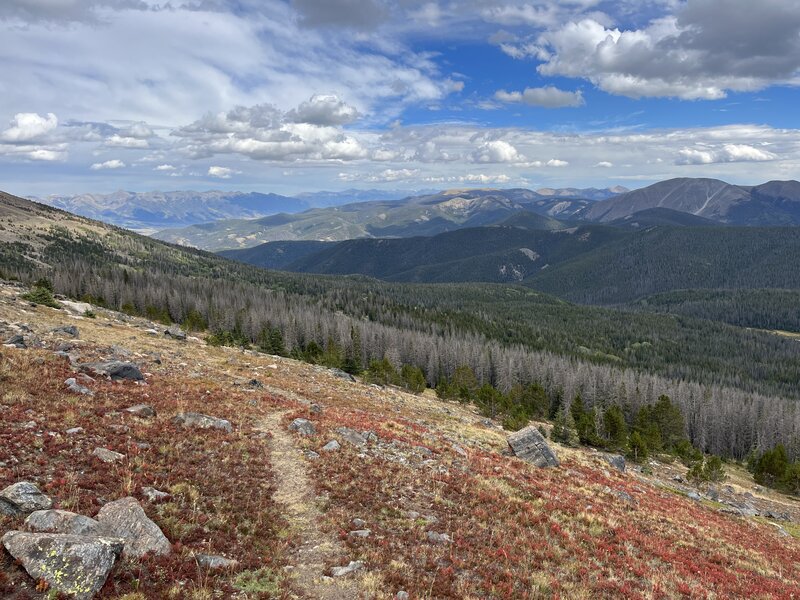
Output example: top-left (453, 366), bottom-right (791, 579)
top-left (1, 282), bottom-right (799, 599)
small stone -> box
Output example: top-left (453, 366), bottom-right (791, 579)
top-left (687, 491), bottom-right (701, 501)
top-left (195, 553), bottom-right (238, 569)
top-left (349, 529), bottom-right (371, 538)
top-left (51, 325), bottom-right (79, 337)
top-left (330, 560), bottom-right (364, 577)
top-left (97, 496), bottom-right (171, 558)
top-left (172, 412), bottom-right (232, 432)
top-left (65, 377), bottom-right (93, 396)
top-left (304, 450), bottom-right (321, 460)
top-left (352, 518), bottom-right (367, 528)
top-left (65, 427), bottom-right (84, 435)
top-left (335, 426), bottom-right (366, 446)
top-left (289, 418), bottom-right (316, 436)
top-left (396, 592), bottom-right (410, 600)
top-left (451, 444), bottom-right (467, 458)
top-left (164, 326), bottom-right (187, 340)
top-left (604, 454), bottom-right (626, 473)
top-left (0, 481), bottom-right (53, 517)
top-left (322, 440), bottom-right (341, 452)
top-left (25, 509), bottom-right (103, 535)
top-left (1, 531), bottom-right (122, 600)
top-left (426, 531), bottom-right (452, 544)
top-left (125, 403), bottom-right (156, 418)
top-left (310, 403), bottom-right (323, 414)
top-left (93, 447), bottom-right (125, 463)
top-left (141, 487), bottom-right (170, 502)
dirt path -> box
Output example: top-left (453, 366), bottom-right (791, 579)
top-left (260, 411), bottom-right (364, 600)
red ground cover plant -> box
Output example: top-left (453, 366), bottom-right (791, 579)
top-left (0, 349), bottom-right (296, 599)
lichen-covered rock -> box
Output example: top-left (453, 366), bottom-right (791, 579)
top-left (1, 531), bottom-right (122, 600)
top-left (51, 325), bottom-right (79, 338)
top-left (507, 426), bottom-right (559, 467)
top-left (78, 361), bottom-right (143, 381)
top-left (96, 497), bottom-right (171, 558)
top-left (141, 487), bottom-right (170, 502)
top-left (331, 560), bottom-right (364, 577)
top-left (335, 426), bottom-right (367, 446)
top-left (604, 454), bottom-right (626, 473)
top-left (171, 412), bottom-right (232, 432)
top-left (195, 553), bottom-right (238, 569)
top-left (0, 481), bottom-right (53, 517)
top-left (164, 326), bottom-right (187, 341)
top-left (65, 377), bottom-right (93, 396)
top-left (288, 418), bottom-right (315, 436)
top-left (25, 509), bottom-right (104, 536)
top-left (125, 404), bottom-right (156, 418)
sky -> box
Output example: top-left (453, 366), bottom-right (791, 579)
top-left (1, 0), bottom-right (799, 197)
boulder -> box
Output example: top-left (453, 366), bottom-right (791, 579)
top-left (507, 426), bottom-right (560, 467)
top-left (335, 426), bottom-right (367, 446)
top-left (3, 333), bottom-right (25, 348)
top-left (1, 531), bottom-right (122, 600)
top-left (61, 300), bottom-right (93, 315)
top-left (52, 325), bottom-right (79, 338)
top-left (25, 509), bottom-right (104, 536)
top-left (604, 454), bottom-right (626, 473)
top-left (65, 377), bottom-right (93, 396)
top-left (164, 326), bottom-right (187, 341)
top-left (93, 447), bottom-right (125, 463)
top-left (96, 497), bottom-right (171, 558)
top-left (0, 481), bottom-right (53, 517)
top-left (426, 531), bottom-right (452, 544)
top-left (172, 412), bottom-right (232, 433)
top-left (288, 418), bottom-right (315, 436)
top-left (78, 361), bottom-right (143, 381)
top-left (125, 404), bottom-right (156, 418)
top-left (330, 368), bottom-right (356, 382)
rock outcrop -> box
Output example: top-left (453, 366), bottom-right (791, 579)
top-left (96, 497), bottom-right (171, 558)
top-left (0, 481), bottom-right (53, 517)
top-left (507, 426), bottom-right (560, 467)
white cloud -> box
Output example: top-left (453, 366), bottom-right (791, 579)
top-left (154, 164), bottom-right (176, 171)
top-left (339, 168), bottom-right (419, 182)
top-left (595, 161), bottom-right (613, 168)
top-left (105, 134), bottom-right (149, 148)
top-left (494, 86), bottom-right (584, 108)
top-left (90, 159), bottom-right (125, 170)
top-left (676, 144), bottom-right (777, 165)
top-left (208, 166), bottom-right (239, 179)
top-left (471, 140), bottom-right (523, 163)
top-left (285, 94), bottom-right (360, 126)
top-left (1, 112), bottom-right (58, 142)
top-left (27, 149), bottom-right (64, 161)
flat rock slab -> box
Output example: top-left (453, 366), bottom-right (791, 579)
top-left (93, 447), bottom-right (126, 463)
top-left (25, 510), bottom-right (104, 536)
top-left (65, 377), bottom-right (93, 396)
top-left (78, 361), bottom-right (143, 381)
top-left (335, 426), bottom-right (367, 446)
top-left (1, 531), bottom-right (122, 600)
top-left (97, 497), bottom-right (171, 558)
top-left (172, 412), bottom-right (232, 432)
top-left (507, 426), bottom-right (560, 468)
top-left (331, 560), bottom-right (364, 577)
top-left (195, 553), bottom-right (238, 569)
top-left (164, 326), bottom-right (187, 340)
top-left (0, 481), bottom-right (53, 517)
top-left (125, 404), bottom-right (156, 418)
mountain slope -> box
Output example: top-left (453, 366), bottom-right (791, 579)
top-left (218, 240), bottom-right (335, 270)
top-left (583, 178), bottom-right (800, 225)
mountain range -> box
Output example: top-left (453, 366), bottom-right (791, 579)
top-left (154, 186), bottom-right (625, 250)
top-left (155, 178), bottom-right (800, 251)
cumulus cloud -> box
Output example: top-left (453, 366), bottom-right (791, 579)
top-left (471, 140), bottom-right (524, 163)
top-left (105, 134), bottom-right (149, 148)
top-left (494, 86), bottom-right (584, 108)
top-left (154, 164), bottom-right (176, 171)
top-left (208, 166), bottom-right (239, 178)
top-left (530, 0), bottom-right (800, 100)
top-left (339, 168), bottom-right (419, 182)
top-left (90, 159), bottom-right (125, 170)
top-left (595, 161), bottom-right (613, 168)
top-left (676, 144), bottom-right (777, 165)
top-left (285, 94), bottom-right (360, 126)
top-left (1, 112), bottom-right (58, 142)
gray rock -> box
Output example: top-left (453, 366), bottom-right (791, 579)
top-left (310, 403), bottom-right (323, 414)
top-left (93, 447), bottom-right (125, 463)
top-left (322, 440), bottom-right (341, 452)
top-left (352, 518), bottom-right (367, 528)
top-left (288, 418), bottom-right (316, 436)
top-left (125, 404), bottom-right (156, 418)
top-left (507, 426), bottom-right (560, 468)
top-left (78, 361), bottom-right (143, 381)
top-left (66, 426), bottom-right (85, 435)
top-left (330, 368), bottom-right (356, 382)
top-left (330, 560), bottom-right (364, 577)
top-left (396, 592), bottom-right (410, 600)
top-left (451, 443), bottom-right (467, 458)
top-left (0, 481), bottom-right (53, 516)
top-left (96, 496), bottom-right (171, 558)
top-left (164, 326), bottom-right (187, 341)
top-left (141, 487), bottom-right (170, 502)
top-left (613, 490), bottom-right (635, 504)
top-left (25, 510), bottom-right (103, 536)
top-left (4, 333), bottom-right (26, 348)
top-left (52, 325), bottom-right (79, 338)
top-left (304, 450), bottom-right (321, 460)
top-left (61, 300), bottom-right (93, 315)
top-left (65, 377), bottom-right (93, 396)
top-left (172, 412), bottom-right (232, 433)
top-left (426, 531), bottom-right (452, 544)
top-left (687, 491), bottom-right (701, 501)
top-left (604, 454), bottom-right (626, 473)
top-left (1, 531), bottom-right (123, 600)
top-left (349, 529), bottom-right (371, 538)
top-left (195, 553), bottom-right (238, 569)
top-left (336, 426), bottom-right (367, 446)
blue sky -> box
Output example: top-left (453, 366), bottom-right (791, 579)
top-left (0, 0), bottom-right (799, 197)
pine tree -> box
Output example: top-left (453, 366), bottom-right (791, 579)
top-left (552, 406), bottom-right (579, 447)
top-left (627, 431), bottom-right (649, 463)
top-left (603, 404), bottom-right (628, 450)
